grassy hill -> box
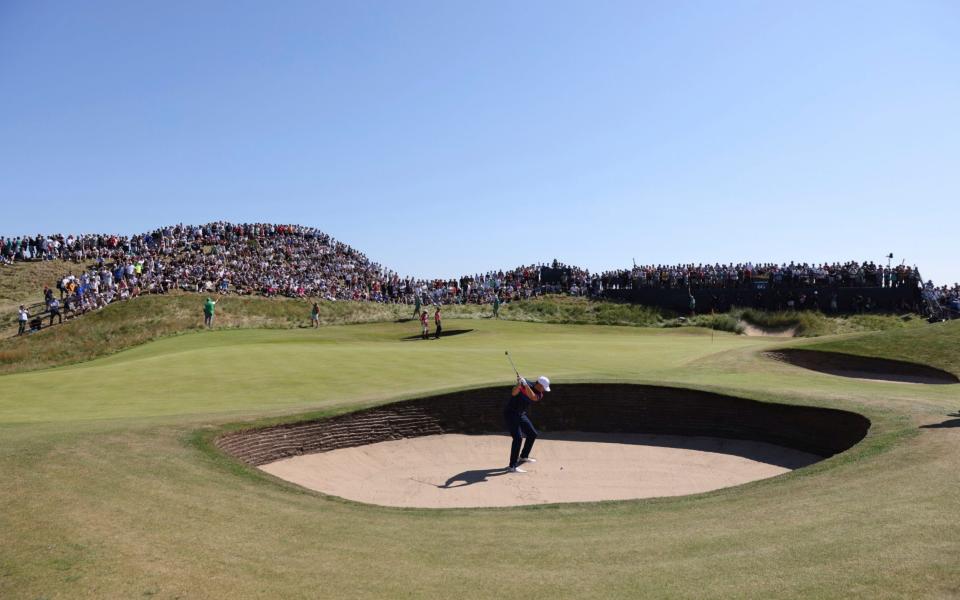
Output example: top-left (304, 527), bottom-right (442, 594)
top-left (0, 259), bottom-right (70, 314)
top-left (733, 307), bottom-right (924, 337)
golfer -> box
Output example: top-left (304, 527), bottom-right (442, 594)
top-left (504, 374), bottom-right (550, 473)
top-left (310, 302), bottom-right (320, 328)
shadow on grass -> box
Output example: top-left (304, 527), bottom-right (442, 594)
top-left (401, 329), bottom-right (474, 341)
top-left (920, 417), bottom-right (960, 429)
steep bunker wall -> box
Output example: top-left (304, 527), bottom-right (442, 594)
top-left (217, 384), bottom-right (870, 467)
top-left (766, 349), bottom-right (959, 384)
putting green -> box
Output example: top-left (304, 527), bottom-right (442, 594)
top-left (1, 317), bottom-right (958, 599)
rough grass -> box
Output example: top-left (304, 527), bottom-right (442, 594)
top-left (685, 313), bottom-right (745, 334)
top-left (0, 259), bottom-right (71, 314)
top-left (735, 307), bottom-right (922, 337)
top-left (501, 296), bottom-right (664, 326)
top-left (1, 320), bottom-right (958, 599)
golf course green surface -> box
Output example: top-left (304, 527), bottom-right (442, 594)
top-left (2, 314), bottom-right (959, 598)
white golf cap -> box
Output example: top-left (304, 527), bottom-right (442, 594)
top-left (537, 376), bottom-right (551, 392)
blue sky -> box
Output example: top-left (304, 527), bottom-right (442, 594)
top-left (1, 1), bottom-right (957, 283)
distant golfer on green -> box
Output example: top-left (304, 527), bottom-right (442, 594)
top-left (310, 302), bottom-right (320, 328)
top-left (493, 295), bottom-right (501, 319)
top-left (203, 296), bottom-right (217, 328)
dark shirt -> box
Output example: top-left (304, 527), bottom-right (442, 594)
top-left (504, 379), bottom-right (542, 415)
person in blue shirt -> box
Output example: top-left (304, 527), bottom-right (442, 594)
top-left (504, 374), bottom-right (551, 473)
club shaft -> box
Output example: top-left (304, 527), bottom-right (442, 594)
top-left (506, 352), bottom-right (520, 377)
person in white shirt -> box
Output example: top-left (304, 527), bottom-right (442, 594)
top-left (18, 305), bottom-right (28, 335)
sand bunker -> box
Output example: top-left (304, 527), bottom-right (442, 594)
top-left (260, 432), bottom-right (820, 508)
top-left (218, 384), bottom-right (869, 508)
top-left (766, 349), bottom-right (958, 384)
top-left (739, 321), bottom-right (797, 337)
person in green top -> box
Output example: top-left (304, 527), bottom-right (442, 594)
top-left (493, 294), bottom-right (501, 319)
top-left (203, 296), bottom-right (218, 328)
top-left (310, 301), bottom-right (320, 328)
top-left (412, 293), bottom-right (421, 319)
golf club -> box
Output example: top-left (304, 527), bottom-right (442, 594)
top-left (505, 350), bottom-right (520, 379)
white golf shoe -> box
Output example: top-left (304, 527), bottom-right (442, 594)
top-left (508, 466), bottom-right (527, 473)
top-left (519, 457), bottom-right (537, 464)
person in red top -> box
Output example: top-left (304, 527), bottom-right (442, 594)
top-left (434, 306), bottom-right (442, 339)
top-left (420, 310), bottom-right (429, 340)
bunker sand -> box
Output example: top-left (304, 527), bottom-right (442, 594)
top-left (260, 433), bottom-right (821, 508)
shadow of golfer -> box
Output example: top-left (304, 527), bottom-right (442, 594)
top-left (441, 467), bottom-right (510, 489)
top-left (401, 329), bottom-right (474, 341)
top-left (920, 418), bottom-right (960, 429)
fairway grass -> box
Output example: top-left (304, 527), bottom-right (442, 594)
top-left (2, 319), bottom-right (959, 598)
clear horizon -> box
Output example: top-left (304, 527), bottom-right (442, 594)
top-left (2, 1), bottom-right (957, 284)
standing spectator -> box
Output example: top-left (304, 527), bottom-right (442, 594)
top-left (203, 296), bottom-right (218, 328)
top-left (493, 294), bottom-right (501, 319)
top-left (310, 302), bottom-right (320, 328)
top-left (434, 306), bottom-right (442, 339)
top-left (48, 298), bottom-right (62, 326)
top-left (18, 305), bottom-right (28, 335)
top-left (413, 293), bottom-right (421, 319)
top-left (419, 310), bottom-right (429, 340)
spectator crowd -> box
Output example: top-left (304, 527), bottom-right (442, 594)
top-left (923, 282), bottom-right (960, 317)
top-left (1, 223), bottom-right (945, 333)
top-left (598, 261), bottom-right (922, 291)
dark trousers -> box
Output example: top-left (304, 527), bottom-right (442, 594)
top-left (505, 412), bottom-right (538, 468)
top-left (434, 323), bottom-right (441, 339)
top-left (18, 321), bottom-right (26, 335)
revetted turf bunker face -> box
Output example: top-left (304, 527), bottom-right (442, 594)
top-left (766, 349), bottom-right (959, 384)
top-left (217, 384), bottom-right (870, 467)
